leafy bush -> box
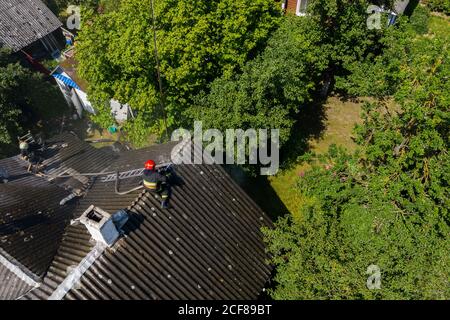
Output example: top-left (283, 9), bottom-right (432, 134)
top-left (425, 0), bottom-right (450, 14)
top-left (409, 5), bottom-right (430, 34)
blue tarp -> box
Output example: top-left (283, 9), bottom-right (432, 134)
top-left (52, 73), bottom-right (80, 90)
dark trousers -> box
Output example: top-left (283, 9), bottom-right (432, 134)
top-left (146, 183), bottom-right (171, 205)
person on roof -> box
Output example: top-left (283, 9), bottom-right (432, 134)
top-left (18, 135), bottom-right (45, 173)
top-left (19, 140), bottom-right (30, 159)
top-left (18, 135), bottom-right (44, 160)
top-left (142, 160), bottom-right (172, 209)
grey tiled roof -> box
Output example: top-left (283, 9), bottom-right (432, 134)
top-left (1, 133), bottom-right (272, 300)
top-left (0, 0), bottom-right (62, 52)
top-left (0, 133), bottom-right (115, 293)
top-left (0, 264), bottom-right (33, 300)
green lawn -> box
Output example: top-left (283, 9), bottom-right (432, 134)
top-left (429, 13), bottom-right (450, 38)
top-left (267, 96), bottom-right (363, 217)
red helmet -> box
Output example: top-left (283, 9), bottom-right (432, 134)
top-left (144, 160), bottom-right (156, 170)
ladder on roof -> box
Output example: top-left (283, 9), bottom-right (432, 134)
top-left (100, 163), bottom-right (172, 183)
top-left (101, 168), bottom-right (145, 183)
top-left (18, 131), bottom-right (36, 144)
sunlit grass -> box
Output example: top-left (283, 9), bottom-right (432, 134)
top-left (428, 14), bottom-right (450, 39)
top-left (268, 96), bottom-right (363, 217)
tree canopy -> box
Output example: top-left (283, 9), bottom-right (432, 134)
top-left (0, 50), bottom-right (67, 157)
top-left (76, 0), bottom-right (281, 144)
top-left (263, 16), bottom-right (450, 300)
top-left (425, 0), bottom-right (450, 14)
top-left (188, 16), bottom-right (329, 146)
top-left (189, 0), bottom-right (385, 148)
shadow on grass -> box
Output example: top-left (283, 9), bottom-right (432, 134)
top-left (223, 165), bottom-right (290, 221)
top-left (405, 0), bottom-right (420, 16)
top-left (280, 97), bottom-right (328, 171)
top-left (222, 96), bottom-right (329, 221)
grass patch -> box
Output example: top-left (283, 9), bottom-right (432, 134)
top-left (428, 14), bottom-right (450, 39)
top-left (267, 96), bottom-right (364, 216)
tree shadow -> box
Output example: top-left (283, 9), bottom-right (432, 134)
top-left (404, 0), bottom-right (420, 16)
top-left (280, 96), bottom-right (328, 171)
top-left (223, 165), bottom-right (290, 221)
top-left (336, 93), bottom-right (362, 104)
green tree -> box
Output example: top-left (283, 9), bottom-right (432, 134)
top-left (189, 0), bottom-right (385, 150)
top-left (306, 0), bottom-right (385, 92)
top-left (189, 16), bottom-right (329, 146)
top-left (264, 148), bottom-right (449, 299)
top-left (76, 0), bottom-right (281, 144)
top-left (263, 16), bottom-right (450, 300)
top-left (0, 64), bottom-right (22, 145)
top-left (0, 50), bottom-right (67, 157)
top-left (337, 18), bottom-right (412, 98)
top-left (425, 0), bottom-right (450, 14)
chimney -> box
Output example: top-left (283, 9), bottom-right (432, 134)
top-left (79, 205), bottom-right (120, 247)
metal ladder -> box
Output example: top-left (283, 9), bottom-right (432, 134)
top-left (18, 132), bottom-right (36, 144)
top-left (101, 163), bottom-right (172, 183)
top-left (101, 168), bottom-right (145, 183)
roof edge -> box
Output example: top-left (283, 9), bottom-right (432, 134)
top-left (0, 247), bottom-right (40, 287)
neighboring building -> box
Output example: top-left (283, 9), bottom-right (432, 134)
top-left (282, 0), bottom-right (309, 16)
top-left (0, 0), bottom-right (62, 55)
top-left (0, 133), bottom-right (273, 300)
top-left (282, 0), bottom-right (411, 17)
top-left (50, 65), bottom-right (132, 121)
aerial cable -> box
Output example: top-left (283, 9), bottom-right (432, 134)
top-left (150, 0), bottom-right (170, 141)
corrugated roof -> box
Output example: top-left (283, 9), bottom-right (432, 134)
top-left (0, 176), bottom-right (75, 278)
top-left (0, 133), bottom-right (116, 281)
top-left (0, 0), bottom-right (62, 52)
top-left (0, 263), bottom-right (33, 300)
top-left (1, 133), bottom-right (272, 300)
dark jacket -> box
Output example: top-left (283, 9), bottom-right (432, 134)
top-left (142, 169), bottom-right (167, 190)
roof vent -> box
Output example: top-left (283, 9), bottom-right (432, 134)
top-left (79, 205), bottom-right (127, 247)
